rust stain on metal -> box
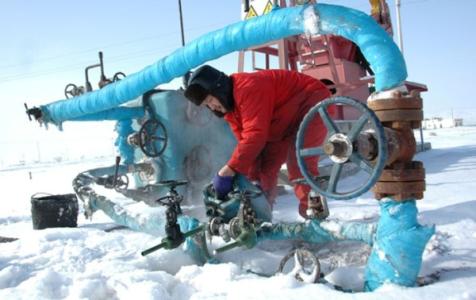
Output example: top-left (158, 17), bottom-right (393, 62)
top-left (369, 90), bottom-right (426, 201)
top-left (373, 181), bottom-right (426, 194)
top-left (375, 109), bottom-right (423, 123)
top-left (368, 97), bottom-right (422, 111)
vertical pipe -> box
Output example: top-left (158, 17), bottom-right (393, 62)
top-left (178, 0), bottom-right (186, 46)
top-left (99, 51), bottom-right (106, 79)
top-left (395, 0), bottom-right (404, 54)
top-left (395, 1), bottom-right (423, 150)
top-left (115, 120), bottom-right (135, 165)
top-left (395, 0), bottom-right (425, 152)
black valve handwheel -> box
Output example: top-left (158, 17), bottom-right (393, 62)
top-left (112, 72), bottom-right (126, 82)
top-left (155, 180), bottom-right (188, 206)
top-left (156, 195), bottom-right (179, 206)
top-left (64, 83), bottom-right (80, 99)
top-left (138, 119), bottom-right (168, 158)
top-left (114, 175), bottom-right (129, 192)
top-left (156, 179), bottom-right (188, 188)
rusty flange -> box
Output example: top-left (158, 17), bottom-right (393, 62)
top-left (373, 160), bottom-right (426, 201)
top-left (367, 95), bottom-right (422, 111)
top-left (373, 181), bottom-right (425, 195)
top-left (368, 90), bottom-right (423, 129)
top-left (379, 161), bottom-right (425, 182)
top-left (374, 191), bottom-right (425, 201)
top-left (368, 88), bottom-right (426, 201)
top-left (374, 109), bottom-right (423, 124)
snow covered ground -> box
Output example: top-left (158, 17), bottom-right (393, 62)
top-left (1, 127), bottom-right (475, 299)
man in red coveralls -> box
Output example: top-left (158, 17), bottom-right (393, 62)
top-left (184, 65), bottom-right (332, 218)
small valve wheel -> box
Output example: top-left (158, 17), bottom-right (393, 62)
top-left (113, 175), bottom-right (129, 192)
top-left (64, 83), bottom-right (83, 99)
top-left (113, 72), bottom-right (126, 82)
top-left (278, 248), bottom-right (321, 283)
top-left (138, 119), bottom-right (168, 158)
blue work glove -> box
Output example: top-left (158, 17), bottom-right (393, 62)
top-left (212, 173), bottom-right (234, 200)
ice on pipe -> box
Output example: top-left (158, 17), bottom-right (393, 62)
top-left (136, 90), bottom-right (237, 202)
top-left (303, 5), bottom-right (320, 36)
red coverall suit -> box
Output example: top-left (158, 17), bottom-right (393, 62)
top-left (223, 69), bottom-right (332, 210)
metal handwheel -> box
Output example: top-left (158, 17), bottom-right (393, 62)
top-left (278, 248), bottom-right (321, 283)
top-left (139, 119), bottom-right (168, 158)
top-left (295, 96), bottom-right (387, 200)
top-left (113, 175), bottom-right (129, 192)
top-left (156, 179), bottom-right (188, 189)
top-left (64, 83), bottom-right (83, 99)
top-left (112, 72), bottom-right (126, 82)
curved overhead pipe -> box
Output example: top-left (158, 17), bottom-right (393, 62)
top-left (41, 3), bottom-right (406, 125)
top-left (70, 107), bottom-right (145, 122)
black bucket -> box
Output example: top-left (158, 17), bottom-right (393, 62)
top-left (31, 193), bottom-right (79, 230)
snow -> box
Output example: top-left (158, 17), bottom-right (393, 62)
top-left (1, 127), bottom-right (476, 299)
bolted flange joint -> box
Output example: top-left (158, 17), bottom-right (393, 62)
top-left (367, 87), bottom-right (426, 201)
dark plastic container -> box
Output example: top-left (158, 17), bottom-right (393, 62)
top-left (31, 193), bottom-right (79, 230)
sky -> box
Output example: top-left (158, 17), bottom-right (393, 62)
top-left (1, 0), bottom-right (475, 166)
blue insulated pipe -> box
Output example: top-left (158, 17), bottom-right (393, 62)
top-left (70, 107), bottom-right (145, 122)
top-left (114, 120), bottom-right (135, 165)
top-left (364, 199), bottom-right (435, 291)
top-left (40, 3), bottom-right (406, 125)
top-left (88, 195), bottom-right (210, 265)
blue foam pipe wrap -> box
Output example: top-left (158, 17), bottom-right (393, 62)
top-left (114, 119), bottom-right (135, 165)
top-left (40, 3), bottom-right (406, 125)
top-left (89, 190), bottom-right (377, 265)
top-left (364, 199), bottom-right (435, 291)
top-left (317, 5), bottom-right (406, 90)
top-left (89, 195), bottom-right (209, 264)
top-left (257, 219), bottom-right (375, 245)
top-left (70, 107), bottom-right (144, 121)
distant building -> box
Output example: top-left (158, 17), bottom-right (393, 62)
top-left (422, 117), bottom-right (463, 129)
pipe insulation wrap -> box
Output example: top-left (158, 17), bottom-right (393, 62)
top-left (70, 107), bottom-right (145, 121)
top-left (41, 3), bottom-right (406, 125)
top-left (257, 219), bottom-right (376, 245)
top-left (115, 120), bottom-right (135, 165)
top-left (89, 195), bottom-right (209, 264)
top-left (364, 198), bottom-right (435, 291)
top-left (316, 5), bottom-right (406, 91)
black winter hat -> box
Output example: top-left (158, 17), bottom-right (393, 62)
top-left (184, 65), bottom-right (234, 112)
